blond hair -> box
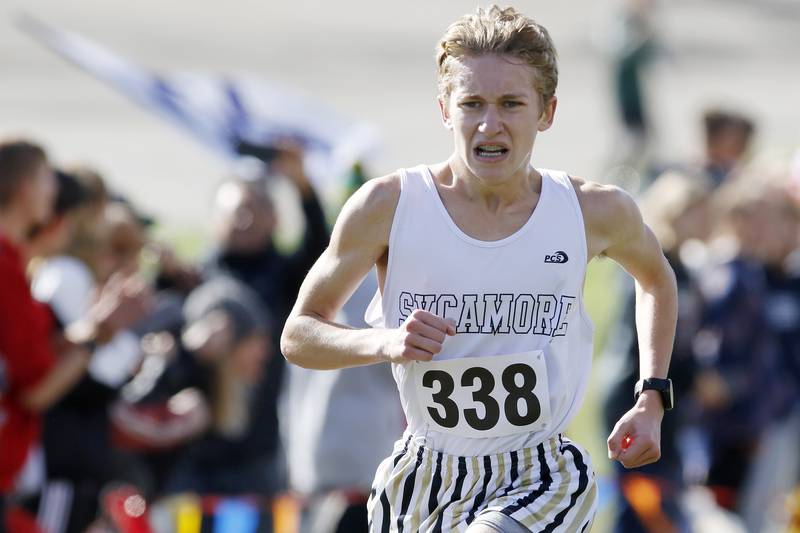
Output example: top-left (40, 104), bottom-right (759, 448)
top-left (715, 163), bottom-right (800, 223)
top-left (436, 5), bottom-right (558, 109)
top-left (640, 170), bottom-right (711, 251)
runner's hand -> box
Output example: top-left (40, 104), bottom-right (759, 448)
top-left (382, 309), bottom-right (456, 363)
top-left (607, 390), bottom-right (664, 468)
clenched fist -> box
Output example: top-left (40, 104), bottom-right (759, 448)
top-left (381, 309), bottom-right (456, 363)
top-left (607, 390), bottom-right (664, 469)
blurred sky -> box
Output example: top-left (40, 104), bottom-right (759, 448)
top-left (2, 0), bottom-right (799, 231)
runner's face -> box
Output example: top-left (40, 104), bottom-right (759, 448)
top-left (440, 54), bottom-right (555, 185)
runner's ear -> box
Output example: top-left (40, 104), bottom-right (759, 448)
top-left (537, 96), bottom-right (557, 132)
top-left (438, 98), bottom-right (453, 130)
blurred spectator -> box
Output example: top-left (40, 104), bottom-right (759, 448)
top-left (108, 277), bottom-right (275, 506)
top-left (202, 145), bottom-right (329, 495)
top-left (103, 201), bottom-right (148, 277)
top-left (603, 170), bottom-right (713, 533)
top-left (0, 139), bottom-right (57, 533)
top-left (25, 170), bottom-right (90, 262)
top-left (700, 109), bottom-right (755, 188)
top-left (691, 175), bottom-right (792, 514)
top-left (147, 242), bottom-right (203, 298)
top-left (0, 139), bottom-right (146, 531)
top-left (154, 277), bottom-right (273, 495)
top-left (611, 0), bottom-right (657, 140)
top-left (109, 333), bottom-right (208, 497)
top-left (727, 171), bottom-right (800, 531)
top-left (30, 196), bottom-right (152, 533)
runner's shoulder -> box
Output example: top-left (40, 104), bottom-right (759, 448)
top-left (332, 171), bottom-right (402, 247)
top-left (343, 172), bottom-right (401, 222)
top-left (568, 175), bottom-right (641, 233)
top-left (357, 171), bottom-right (402, 213)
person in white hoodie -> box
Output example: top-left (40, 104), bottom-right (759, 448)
top-left (30, 180), bottom-right (152, 532)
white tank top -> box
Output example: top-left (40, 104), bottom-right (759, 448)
top-left (366, 165), bottom-right (595, 456)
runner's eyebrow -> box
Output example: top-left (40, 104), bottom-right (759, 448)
top-left (458, 94), bottom-right (530, 100)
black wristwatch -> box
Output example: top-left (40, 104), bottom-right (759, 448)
top-left (634, 378), bottom-right (674, 411)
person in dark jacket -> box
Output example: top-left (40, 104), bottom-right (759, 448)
top-left (202, 145), bottom-right (329, 493)
top-left (695, 174), bottom-right (800, 527)
top-left (160, 276), bottom-right (274, 495)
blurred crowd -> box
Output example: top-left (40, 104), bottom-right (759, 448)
top-left (3, 105), bottom-right (799, 533)
top-left (602, 108), bottom-right (800, 533)
top-left (1, 17), bottom-right (800, 531)
top-left (0, 140), bottom-right (402, 533)
top-left (2, 0), bottom-right (798, 530)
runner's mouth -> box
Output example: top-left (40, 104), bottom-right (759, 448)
top-left (474, 145), bottom-right (509, 158)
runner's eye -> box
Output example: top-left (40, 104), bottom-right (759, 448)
top-left (460, 101), bottom-right (482, 109)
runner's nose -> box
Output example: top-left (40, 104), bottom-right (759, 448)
top-left (478, 105), bottom-right (503, 136)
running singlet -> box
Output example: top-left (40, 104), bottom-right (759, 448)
top-left (366, 165), bottom-right (595, 456)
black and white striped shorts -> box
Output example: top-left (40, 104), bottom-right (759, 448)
top-left (367, 433), bottom-right (597, 532)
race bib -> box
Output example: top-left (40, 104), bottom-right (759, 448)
top-left (413, 351), bottom-right (551, 438)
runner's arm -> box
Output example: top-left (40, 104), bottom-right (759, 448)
top-left (595, 186), bottom-right (677, 384)
top-left (577, 180), bottom-right (677, 467)
top-left (281, 174), bottom-right (456, 370)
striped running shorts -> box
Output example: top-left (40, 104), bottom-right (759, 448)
top-left (368, 433), bottom-right (597, 532)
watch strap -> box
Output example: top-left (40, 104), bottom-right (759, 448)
top-left (635, 377), bottom-right (674, 410)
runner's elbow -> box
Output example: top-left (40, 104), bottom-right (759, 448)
top-left (280, 319), bottom-right (301, 365)
top-left (280, 316), bottom-right (315, 368)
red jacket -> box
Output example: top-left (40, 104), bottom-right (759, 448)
top-left (0, 234), bottom-right (54, 492)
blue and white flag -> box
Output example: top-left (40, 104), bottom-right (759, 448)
top-left (17, 14), bottom-right (381, 192)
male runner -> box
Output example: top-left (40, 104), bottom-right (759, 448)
top-left (281, 6), bottom-right (677, 532)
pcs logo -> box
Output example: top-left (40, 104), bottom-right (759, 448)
top-left (544, 251), bottom-right (569, 264)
